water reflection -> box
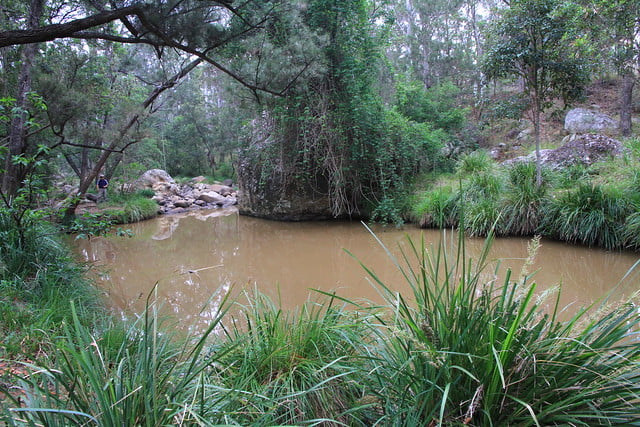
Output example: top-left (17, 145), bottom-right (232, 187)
top-left (73, 208), bottom-right (640, 330)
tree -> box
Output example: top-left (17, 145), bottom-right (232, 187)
top-left (483, 0), bottom-right (590, 186)
top-left (0, 0), bottom-right (319, 201)
top-left (588, 0), bottom-right (639, 136)
top-left (2, 0), bottom-right (43, 196)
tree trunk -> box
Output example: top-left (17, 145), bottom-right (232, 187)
top-left (533, 99), bottom-right (542, 188)
top-left (1, 0), bottom-right (43, 197)
top-left (619, 72), bottom-right (635, 137)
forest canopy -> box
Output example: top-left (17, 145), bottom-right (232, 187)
top-left (0, 0), bottom-right (638, 221)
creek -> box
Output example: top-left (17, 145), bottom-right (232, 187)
top-left (74, 207), bottom-right (640, 330)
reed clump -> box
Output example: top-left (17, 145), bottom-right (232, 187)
top-left (354, 231), bottom-right (640, 425)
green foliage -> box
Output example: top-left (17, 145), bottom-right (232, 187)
top-left (413, 186), bottom-right (456, 228)
top-left (0, 207), bottom-right (99, 358)
top-left (456, 150), bottom-right (493, 176)
top-left (2, 302), bottom-right (229, 426)
top-left (483, 0), bottom-right (591, 106)
top-left (98, 191), bottom-right (159, 224)
top-left (136, 188), bottom-right (155, 199)
top-left (63, 191), bottom-right (157, 238)
top-left (554, 162), bottom-right (592, 189)
top-left (624, 210), bottom-right (640, 250)
top-left (64, 213), bottom-right (115, 240)
top-left (214, 292), bottom-right (370, 425)
top-left (355, 232), bottom-right (640, 425)
top-left (212, 161), bottom-right (236, 182)
top-left (395, 79), bottom-right (467, 133)
top-left (540, 184), bottom-right (634, 250)
top-left (500, 162), bottom-right (548, 235)
top-left (245, 0), bottom-right (441, 222)
top-left (113, 197), bottom-right (158, 223)
top-left (487, 93), bottom-right (530, 120)
top-left (464, 172), bottom-right (503, 202)
top-left (464, 198), bottom-right (501, 237)
top-left (370, 109), bottom-right (445, 224)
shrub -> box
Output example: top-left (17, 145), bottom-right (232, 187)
top-left (117, 197), bottom-right (159, 223)
top-left (136, 188), bottom-right (156, 199)
top-left (212, 292), bottom-right (370, 425)
top-left (0, 209), bottom-right (100, 358)
top-left (464, 171), bottom-right (503, 201)
top-left (1, 303), bottom-right (223, 426)
top-left (540, 184), bottom-right (633, 250)
top-left (464, 198), bottom-right (501, 237)
top-left (0, 209), bottom-right (72, 287)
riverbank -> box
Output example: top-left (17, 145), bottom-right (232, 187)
top-left (408, 136), bottom-right (640, 251)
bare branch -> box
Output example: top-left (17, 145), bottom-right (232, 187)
top-left (0, 5), bottom-right (145, 47)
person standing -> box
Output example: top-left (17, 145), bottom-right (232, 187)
top-left (97, 174), bottom-right (109, 202)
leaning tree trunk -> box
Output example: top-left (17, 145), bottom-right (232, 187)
top-left (619, 72), bottom-right (635, 137)
top-left (61, 58), bottom-right (204, 220)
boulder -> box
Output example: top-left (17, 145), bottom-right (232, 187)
top-left (198, 191), bottom-right (227, 205)
top-left (85, 193), bottom-right (99, 202)
top-left (505, 134), bottom-right (623, 169)
top-left (210, 184), bottom-right (234, 196)
top-left (565, 108), bottom-right (617, 135)
top-left (135, 169), bottom-right (176, 191)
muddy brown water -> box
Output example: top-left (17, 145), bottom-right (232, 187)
top-left (73, 207), bottom-right (640, 330)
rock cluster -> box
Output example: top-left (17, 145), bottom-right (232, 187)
top-left (134, 169), bottom-right (237, 215)
top-left (504, 133), bottom-right (623, 169)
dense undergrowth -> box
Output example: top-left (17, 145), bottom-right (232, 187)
top-left (0, 207), bottom-right (101, 360)
top-left (1, 220), bottom-right (639, 425)
top-left (410, 138), bottom-right (640, 251)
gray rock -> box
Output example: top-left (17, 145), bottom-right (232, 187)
top-left (505, 134), bottom-right (623, 169)
top-left (198, 191), bottom-right (227, 205)
top-left (565, 108), bottom-right (617, 134)
top-left (210, 184), bottom-right (234, 196)
top-left (135, 169), bottom-right (176, 190)
top-left (85, 193), bottom-right (99, 202)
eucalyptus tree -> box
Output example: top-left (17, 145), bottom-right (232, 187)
top-left (390, 0), bottom-right (499, 90)
top-left (587, 0), bottom-right (639, 136)
top-left (1, 0), bottom-right (44, 197)
top-left (483, 0), bottom-right (590, 186)
top-left (0, 0), bottom-right (320, 202)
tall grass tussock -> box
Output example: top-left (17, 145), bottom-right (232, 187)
top-left (0, 208), bottom-right (99, 358)
top-left (3, 229), bottom-right (639, 425)
top-left (540, 184), bottom-right (633, 250)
